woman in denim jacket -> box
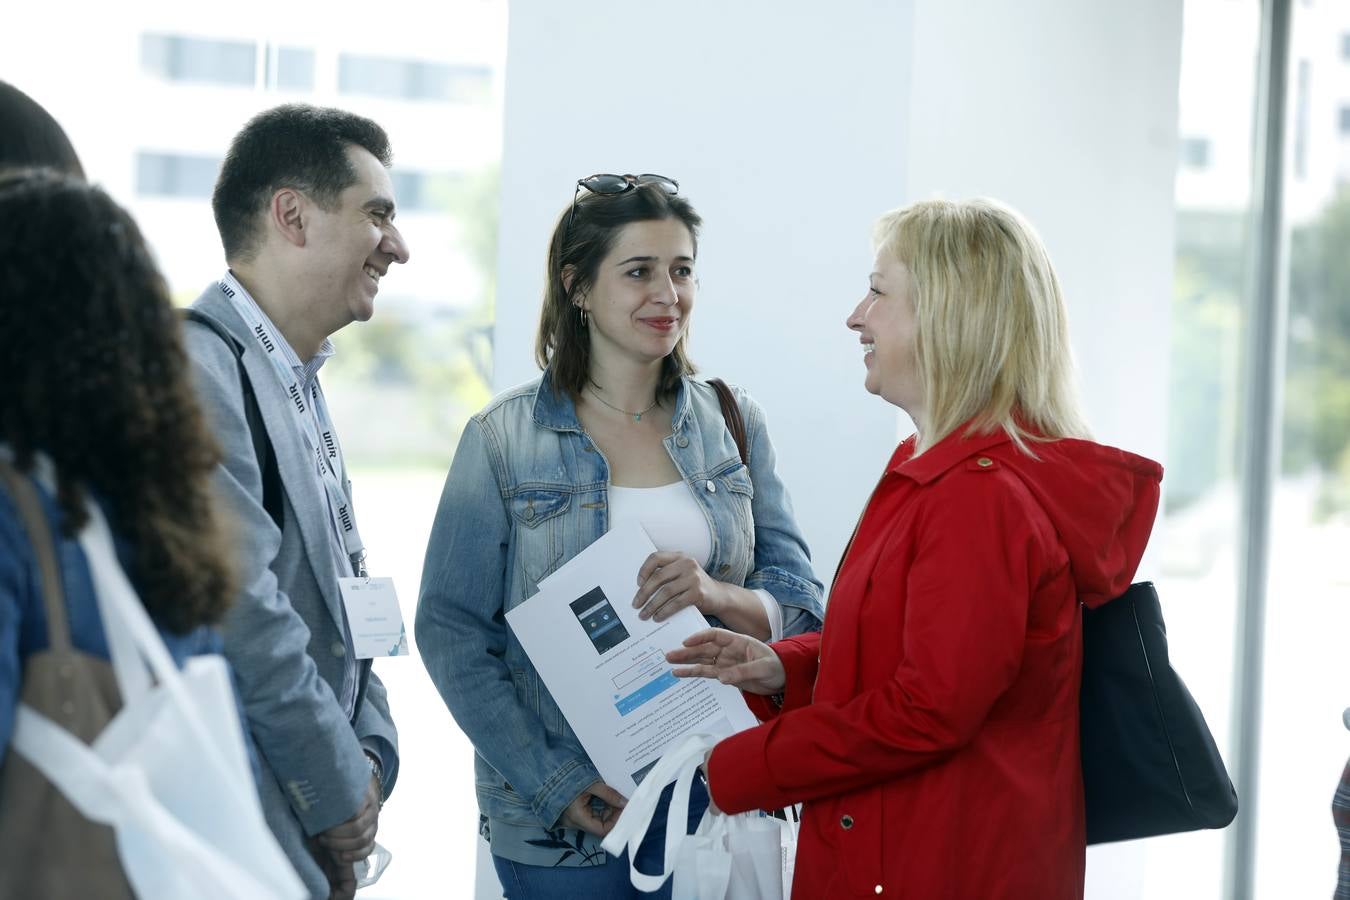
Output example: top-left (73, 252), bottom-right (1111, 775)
top-left (416, 175), bottom-right (824, 898)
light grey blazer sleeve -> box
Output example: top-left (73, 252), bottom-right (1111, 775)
top-left (184, 316), bottom-right (371, 836)
top-left (355, 673), bottom-right (398, 795)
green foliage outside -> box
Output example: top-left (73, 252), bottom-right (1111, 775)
top-left (1285, 185), bottom-right (1350, 517)
top-left (325, 164), bottom-right (500, 471)
top-left (1167, 211), bottom-right (1247, 512)
top-left (1167, 188), bottom-right (1350, 519)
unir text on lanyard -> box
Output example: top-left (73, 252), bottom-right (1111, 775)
top-left (218, 272), bottom-right (368, 578)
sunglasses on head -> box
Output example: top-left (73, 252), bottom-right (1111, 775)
top-left (565, 173), bottom-right (679, 235)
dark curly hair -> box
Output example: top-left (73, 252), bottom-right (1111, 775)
top-left (0, 171), bottom-right (234, 633)
top-left (535, 181), bottom-right (703, 399)
top-left (213, 103), bottom-right (392, 261)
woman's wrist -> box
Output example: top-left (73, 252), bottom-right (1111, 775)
top-left (706, 579), bottom-right (733, 619)
top-left (709, 584), bottom-right (771, 640)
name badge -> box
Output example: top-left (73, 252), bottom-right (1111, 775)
top-left (338, 577), bottom-right (409, 658)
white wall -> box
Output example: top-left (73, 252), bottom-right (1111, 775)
top-left (493, 1), bottom-right (1182, 898)
top-left (493, 0), bottom-right (915, 584)
top-left (904, 1), bottom-right (1180, 466)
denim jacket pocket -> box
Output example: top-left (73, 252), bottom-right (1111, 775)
top-left (715, 464), bottom-right (756, 555)
top-left (509, 488), bottom-right (570, 527)
top-left (717, 464), bottom-right (754, 499)
top-left (509, 488), bottom-right (569, 593)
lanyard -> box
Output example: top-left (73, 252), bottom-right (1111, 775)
top-left (217, 274), bottom-right (366, 577)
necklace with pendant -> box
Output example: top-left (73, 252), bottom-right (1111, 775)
top-left (587, 383), bottom-right (660, 422)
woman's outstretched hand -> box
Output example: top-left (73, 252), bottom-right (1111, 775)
top-left (665, 627), bottom-right (785, 696)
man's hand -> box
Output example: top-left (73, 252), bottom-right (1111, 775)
top-left (666, 627), bottom-right (786, 696)
top-left (316, 773), bottom-right (381, 863)
top-left (308, 837), bottom-right (357, 900)
top-left (558, 781), bottom-right (628, 837)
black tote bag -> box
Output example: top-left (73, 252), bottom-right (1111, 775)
top-left (1081, 581), bottom-right (1239, 844)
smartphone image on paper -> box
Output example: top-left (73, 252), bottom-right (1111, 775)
top-left (570, 586), bottom-right (630, 654)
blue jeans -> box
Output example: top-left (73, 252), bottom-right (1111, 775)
top-left (493, 779), bottom-right (710, 899)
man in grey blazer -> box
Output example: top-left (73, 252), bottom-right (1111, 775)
top-left (182, 104), bottom-right (409, 900)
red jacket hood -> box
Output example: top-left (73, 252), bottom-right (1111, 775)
top-left (892, 426), bottom-right (1163, 608)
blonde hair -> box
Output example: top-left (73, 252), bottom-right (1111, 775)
top-left (873, 197), bottom-right (1090, 456)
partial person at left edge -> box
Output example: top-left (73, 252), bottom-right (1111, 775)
top-left (181, 104), bottom-right (410, 900)
top-left (0, 80), bottom-right (85, 178)
top-left (0, 80), bottom-right (245, 896)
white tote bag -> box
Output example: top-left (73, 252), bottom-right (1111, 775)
top-left (672, 802), bottom-right (786, 900)
top-left (8, 500), bottom-right (306, 900)
top-left (602, 732), bottom-right (787, 900)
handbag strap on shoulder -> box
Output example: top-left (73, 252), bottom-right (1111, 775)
top-left (0, 460), bottom-right (71, 652)
top-left (708, 378), bottom-right (748, 466)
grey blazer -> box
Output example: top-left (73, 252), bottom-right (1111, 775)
top-left (184, 283), bottom-right (398, 898)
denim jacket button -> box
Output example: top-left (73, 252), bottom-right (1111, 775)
top-left (705, 480), bottom-right (716, 493)
top-left (676, 435), bottom-right (689, 448)
top-left (523, 506), bottom-right (535, 520)
top-left (331, 642), bottom-right (346, 658)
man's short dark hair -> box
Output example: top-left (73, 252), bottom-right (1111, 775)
top-left (212, 104), bottom-right (391, 260)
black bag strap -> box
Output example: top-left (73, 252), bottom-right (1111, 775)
top-left (182, 309), bottom-right (283, 531)
top-left (0, 461), bottom-right (71, 652)
top-left (707, 378), bottom-right (748, 467)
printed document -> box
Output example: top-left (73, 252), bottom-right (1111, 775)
top-left (505, 525), bottom-right (759, 797)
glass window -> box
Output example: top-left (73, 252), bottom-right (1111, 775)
top-left (390, 170), bottom-right (464, 213)
top-left (140, 33), bottom-right (255, 87)
top-left (1166, 2), bottom-right (1350, 897)
top-left (1153, 0), bottom-right (1262, 895)
top-left (1180, 136), bottom-right (1213, 169)
top-left (1293, 58), bottom-right (1311, 180)
top-left (273, 46), bottom-right (314, 92)
top-left (135, 151), bottom-right (221, 198)
top-left (1255, 7), bottom-right (1350, 895)
top-left (337, 54), bottom-right (492, 103)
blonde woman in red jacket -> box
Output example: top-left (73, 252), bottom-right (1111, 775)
top-left (667, 198), bottom-right (1162, 900)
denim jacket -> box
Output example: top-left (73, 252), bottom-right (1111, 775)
top-left (415, 372), bottom-right (823, 856)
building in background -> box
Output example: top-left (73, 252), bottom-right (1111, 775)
top-left (3, 0), bottom-right (507, 468)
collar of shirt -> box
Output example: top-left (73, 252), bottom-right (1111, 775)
top-left (221, 270), bottom-right (336, 387)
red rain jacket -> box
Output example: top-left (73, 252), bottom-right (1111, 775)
top-left (707, 424), bottom-right (1162, 899)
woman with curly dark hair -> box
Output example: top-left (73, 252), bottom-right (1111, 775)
top-left (0, 169), bottom-right (245, 896)
top-left (0, 168), bottom-right (236, 628)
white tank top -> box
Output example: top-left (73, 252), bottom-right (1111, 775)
top-left (606, 481), bottom-right (782, 640)
top-left (607, 481), bottom-right (712, 569)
